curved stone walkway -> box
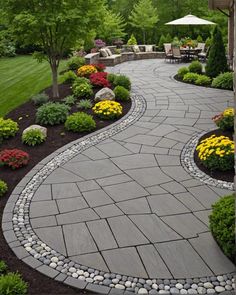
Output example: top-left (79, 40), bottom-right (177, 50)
top-left (3, 60), bottom-right (235, 294)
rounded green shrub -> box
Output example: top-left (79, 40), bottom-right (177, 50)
top-left (107, 73), bottom-right (117, 84)
top-left (177, 67), bottom-right (189, 79)
top-left (0, 180), bottom-right (8, 197)
top-left (31, 92), bottom-right (49, 106)
top-left (65, 112), bottom-right (96, 133)
top-left (195, 75), bottom-right (212, 86)
top-left (0, 118), bottom-right (19, 141)
top-left (114, 86), bottom-right (130, 101)
top-left (0, 261), bottom-right (7, 274)
top-left (212, 72), bottom-right (233, 90)
top-left (0, 272), bottom-right (28, 295)
top-left (127, 34), bottom-right (137, 45)
top-left (73, 83), bottom-right (93, 99)
top-left (73, 77), bottom-right (90, 88)
top-left (183, 73), bottom-right (200, 83)
top-left (158, 34), bottom-right (167, 51)
top-left (188, 61), bottom-right (202, 74)
top-left (61, 71), bottom-right (77, 84)
top-left (67, 56), bottom-right (85, 70)
top-left (209, 194), bottom-right (235, 258)
top-left (22, 129), bottom-right (46, 146)
top-left (36, 103), bottom-right (70, 126)
top-left (113, 75), bottom-right (131, 90)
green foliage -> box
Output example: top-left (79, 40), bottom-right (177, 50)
top-left (188, 61), bottom-right (202, 74)
top-left (172, 36), bottom-right (180, 47)
top-left (196, 35), bottom-right (203, 42)
top-left (206, 26), bottom-right (228, 78)
top-left (216, 115), bottom-right (234, 132)
top-left (158, 35), bottom-right (166, 51)
top-left (0, 261), bottom-right (7, 274)
top-left (77, 99), bottom-right (93, 110)
top-left (177, 67), bottom-right (189, 79)
top-left (209, 195), bottom-right (235, 258)
top-left (205, 36), bottom-right (213, 48)
top-left (129, 0), bottom-right (159, 43)
top-left (67, 56), bottom-right (85, 71)
top-left (113, 75), bottom-right (131, 90)
top-left (183, 73), bottom-right (199, 83)
top-left (107, 73), bottom-right (117, 84)
top-left (22, 129), bottom-right (46, 146)
top-left (212, 72), bottom-right (233, 90)
top-left (114, 86), bottom-right (130, 101)
top-left (62, 95), bottom-right (76, 106)
top-left (165, 33), bottom-right (172, 43)
top-left (195, 75), bottom-right (211, 86)
top-left (31, 92), bottom-right (49, 106)
top-left (0, 272), bottom-right (28, 295)
top-left (73, 83), bottom-right (93, 99)
top-left (61, 71), bottom-right (78, 84)
top-left (72, 77), bottom-right (90, 90)
top-left (127, 34), bottom-right (137, 45)
top-left (65, 112), bottom-right (96, 133)
top-left (0, 180), bottom-right (8, 197)
top-left (97, 8), bottom-right (126, 43)
top-left (36, 103), bottom-right (70, 126)
top-left (0, 117), bottom-right (19, 143)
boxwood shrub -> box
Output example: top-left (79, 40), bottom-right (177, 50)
top-left (36, 103), bottom-right (70, 126)
top-left (114, 86), bottom-right (130, 101)
top-left (212, 72), bottom-right (233, 90)
top-left (209, 194), bottom-right (235, 259)
top-left (188, 60), bottom-right (202, 74)
top-left (113, 75), bottom-right (131, 90)
top-left (177, 67), bottom-right (189, 79)
top-left (195, 75), bottom-right (211, 86)
top-left (0, 118), bottom-right (19, 141)
top-left (183, 72), bottom-right (199, 83)
top-left (65, 112), bottom-right (96, 133)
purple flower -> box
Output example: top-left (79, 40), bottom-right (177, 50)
top-left (94, 39), bottom-right (106, 48)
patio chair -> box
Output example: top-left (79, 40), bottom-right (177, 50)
top-left (172, 47), bottom-right (184, 63)
top-left (196, 42), bottom-right (206, 52)
top-left (164, 43), bottom-right (173, 62)
top-left (198, 46), bottom-right (210, 62)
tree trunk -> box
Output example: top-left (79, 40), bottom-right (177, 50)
top-left (51, 61), bottom-right (59, 98)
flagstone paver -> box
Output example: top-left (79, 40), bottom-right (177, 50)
top-left (3, 60), bottom-right (235, 293)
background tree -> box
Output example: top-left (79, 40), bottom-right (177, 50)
top-left (97, 8), bottom-right (126, 43)
top-left (3, 0), bottom-right (105, 98)
top-left (129, 0), bottom-right (159, 44)
top-left (206, 26), bottom-right (228, 78)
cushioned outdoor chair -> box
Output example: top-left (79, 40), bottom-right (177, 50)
top-left (198, 46), bottom-right (210, 62)
top-left (164, 43), bottom-right (173, 62)
top-left (172, 47), bottom-right (184, 63)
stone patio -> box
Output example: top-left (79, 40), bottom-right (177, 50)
top-left (2, 59), bottom-right (235, 294)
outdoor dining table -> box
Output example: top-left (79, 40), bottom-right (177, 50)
top-left (180, 47), bottom-right (202, 61)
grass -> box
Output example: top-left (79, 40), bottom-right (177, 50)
top-left (0, 55), bottom-right (67, 117)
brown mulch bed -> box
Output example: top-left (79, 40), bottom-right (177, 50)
top-left (194, 128), bottom-right (234, 183)
top-left (0, 82), bottom-right (131, 294)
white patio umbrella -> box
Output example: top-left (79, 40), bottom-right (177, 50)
top-left (165, 14), bottom-right (215, 26)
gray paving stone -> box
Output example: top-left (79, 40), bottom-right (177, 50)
top-left (148, 124), bottom-right (176, 137)
top-left (117, 198), bottom-right (151, 214)
top-left (63, 223), bottom-right (97, 256)
top-left (57, 197), bottom-right (88, 213)
top-left (87, 219), bottom-right (117, 250)
top-left (188, 186), bottom-right (220, 209)
top-left (137, 244), bottom-right (172, 278)
top-left (123, 142), bottom-right (142, 153)
top-left (37, 264), bottom-right (59, 278)
top-left (164, 117), bottom-right (197, 126)
top-left (104, 181), bottom-right (148, 202)
top-left (111, 154), bottom-right (157, 170)
top-left (165, 131), bottom-right (192, 143)
top-left (30, 200), bottom-right (58, 218)
top-left (57, 208), bottom-right (99, 225)
top-left (12, 246), bottom-right (29, 259)
top-left (158, 110), bottom-right (186, 118)
top-left (156, 138), bottom-right (178, 148)
top-left (155, 155), bottom-right (181, 166)
top-left (32, 184), bottom-right (52, 202)
top-left (83, 189), bottom-right (114, 207)
top-left (140, 145), bottom-right (168, 155)
top-left (174, 192), bottom-right (205, 211)
top-left (98, 141), bottom-right (132, 157)
top-left (86, 283), bottom-right (110, 294)
top-left (67, 154), bottom-right (90, 163)
top-left (22, 255), bottom-right (43, 269)
top-left (123, 134), bottom-right (160, 146)
top-left (161, 213), bottom-right (208, 238)
top-left (76, 180), bottom-right (100, 192)
top-left (160, 181), bottom-right (186, 194)
top-left (126, 167), bottom-right (172, 187)
top-left (43, 167), bottom-right (83, 184)
top-left (148, 194), bottom-right (190, 216)
top-left (97, 174), bottom-right (132, 187)
top-left (130, 214), bottom-right (181, 242)
top-left (146, 185), bottom-right (168, 195)
top-left (71, 253), bottom-right (109, 272)
top-left (64, 276), bottom-right (87, 289)
top-left (31, 216), bottom-right (57, 228)
top-left (155, 240), bottom-right (213, 278)
top-left (64, 159), bottom-right (121, 180)
top-left (193, 210), bottom-right (212, 226)
top-left (82, 146), bottom-right (108, 160)
top-left (108, 216), bottom-right (149, 247)
top-left (189, 233), bottom-right (236, 274)
top-left (35, 226), bottom-right (67, 255)
top-left (52, 183), bottom-right (81, 199)
top-left (94, 204), bottom-right (124, 218)
top-left (112, 125), bottom-right (148, 141)
top-left (161, 166), bottom-right (192, 182)
top-left (102, 247), bottom-right (148, 278)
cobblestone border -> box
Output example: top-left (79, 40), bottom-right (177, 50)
top-left (2, 93), bottom-right (235, 295)
top-left (181, 131), bottom-right (234, 191)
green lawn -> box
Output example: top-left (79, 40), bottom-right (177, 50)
top-left (0, 55), bottom-right (67, 117)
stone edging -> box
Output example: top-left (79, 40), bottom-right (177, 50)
top-left (2, 93), bottom-right (235, 295)
top-left (181, 131), bottom-right (234, 191)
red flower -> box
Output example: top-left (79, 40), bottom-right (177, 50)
top-left (90, 72), bottom-right (111, 88)
top-left (0, 149), bottom-right (30, 170)
top-left (92, 63), bottom-right (106, 72)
